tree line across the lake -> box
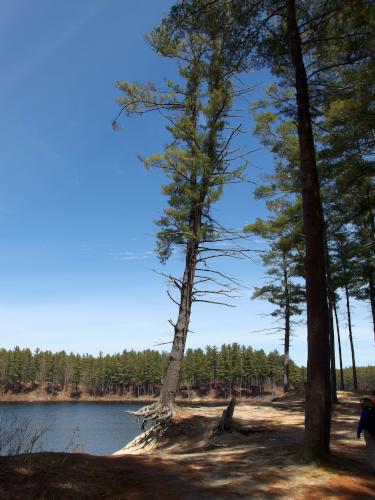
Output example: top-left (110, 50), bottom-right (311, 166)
top-left (0, 346), bottom-right (372, 399)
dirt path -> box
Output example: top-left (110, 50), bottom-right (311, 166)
top-left (114, 391), bottom-right (375, 499)
top-left (0, 392), bottom-right (374, 499)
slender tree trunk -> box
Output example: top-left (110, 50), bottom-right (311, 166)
top-left (344, 284), bottom-right (358, 390)
top-left (364, 204), bottom-right (375, 340)
top-left (328, 295), bottom-right (337, 403)
top-left (287, 0), bottom-right (331, 457)
top-left (283, 264), bottom-right (290, 393)
top-left (367, 206), bottom-right (375, 340)
top-left (158, 168), bottom-right (209, 414)
top-left (369, 273), bottom-right (375, 341)
top-left (333, 295), bottom-right (345, 390)
top-left (324, 237), bottom-right (338, 403)
top-left (159, 240), bottom-right (198, 413)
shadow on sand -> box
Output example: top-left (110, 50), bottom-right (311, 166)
top-left (0, 395), bottom-right (373, 499)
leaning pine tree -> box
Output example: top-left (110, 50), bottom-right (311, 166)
top-left (114, 2), bottom-right (250, 424)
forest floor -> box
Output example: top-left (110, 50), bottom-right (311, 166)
top-left (0, 391), bottom-right (374, 499)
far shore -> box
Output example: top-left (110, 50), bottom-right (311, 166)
top-left (0, 392), bottom-right (274, 404)
top-left (1, 388), bottom-right (370, 404)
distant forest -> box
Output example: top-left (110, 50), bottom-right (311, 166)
top-left (0, 346), bottom-right (372, 399)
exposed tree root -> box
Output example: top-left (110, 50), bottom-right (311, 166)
top-left (117, 426), bottom-right (158, 454)
top-left (127, 402), bottom-right (173, 431)
top-left (121, 403), bottom-right (174, 453)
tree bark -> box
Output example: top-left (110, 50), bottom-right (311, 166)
top-left (333, 295), bottom-right (345, 391)
top-left (287, 0), bottom-right (331, 457)
top-left (344, 284), bottom-right (358, 390)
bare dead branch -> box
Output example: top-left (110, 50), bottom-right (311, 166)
top-left (192, 298), bottom-right (236, 307)
top-left (166, 289), bottom-right (180, 306)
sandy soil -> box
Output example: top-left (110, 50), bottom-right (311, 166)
top-left (115, 391), bottom-right (375, 498)
top-left (0, 391), bottom-right (374, 499)
top-left (0, 392), bottom-right (157, 403)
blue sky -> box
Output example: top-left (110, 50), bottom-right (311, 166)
top-left (0, 0), bottom-right (373, 367)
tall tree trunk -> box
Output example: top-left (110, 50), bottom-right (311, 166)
top-left (159, 240), bottom-right (198, 413)
top-left (160, 30), bottom-right (225, 414)
top-left (344, 284), bottom-right (358, 390)
top-left (328, 293), bottom-right (337, 403)
top-left (283, 264), bottom-right (290, 393)
top-left (158, 50), bottom-right (203, 415)
top-left (333, 295), bottom-right (345, 391)
top-left (369, 273), bottom-right (375, 341)
top-left (366, 205), bottom-right (375, 340)
top-left (324, 237), bottom-right (338, 403)
top-left (367, 205), bottom-right (375, 340)
top-left (287, 0), bottom-right (331, 457)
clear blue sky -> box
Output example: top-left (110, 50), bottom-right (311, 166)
top-left (0, 0), bottom-right (372, 366)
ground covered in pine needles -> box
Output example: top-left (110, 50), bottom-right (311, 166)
top-left (0, 391), bottom-right (374, 499)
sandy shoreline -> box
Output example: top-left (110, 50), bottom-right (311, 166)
top-left (0, 394), bottom-right (239, 404)
top-left (0, 389), bottom-right (279, 404)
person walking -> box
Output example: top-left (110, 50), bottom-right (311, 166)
top-left (357, 397), bottom-right (375, 476)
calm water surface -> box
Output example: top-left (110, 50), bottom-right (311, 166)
top-left (0, 402), bottom-right (144, 455)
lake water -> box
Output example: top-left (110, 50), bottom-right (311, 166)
top-left (0, 402), bottom-right (144, 455)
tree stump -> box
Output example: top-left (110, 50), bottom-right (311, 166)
top-left (218, 397), bottom-right (236, 431)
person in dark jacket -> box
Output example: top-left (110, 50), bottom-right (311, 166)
top-left (357, 398), bottom-right (375, 475)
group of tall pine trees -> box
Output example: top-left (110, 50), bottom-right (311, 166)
top-left (1, 346), bottom-right (371, 397)
top-left (0, 345), bottom-right (310, 397)
top-left (115, 0), bottom-right (374, 458)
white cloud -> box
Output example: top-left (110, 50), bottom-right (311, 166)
top-left (109, 250), bottom-right (154, 261)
